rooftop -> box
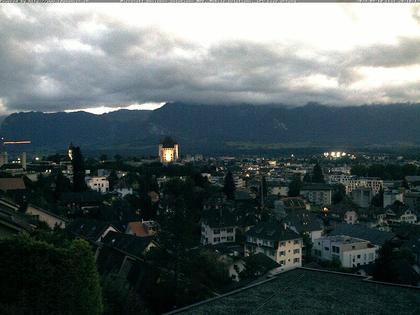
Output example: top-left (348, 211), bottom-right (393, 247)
top-left (329, 223), bottom-right (395, 246)
top-left (160, 136), bottom-right (178, 148)
top-left (166, 268), bottom-right (420, 315)
top-left (246, 220), bottom-right (300, 242)
top-left (318, 234), bottom-right (370, 245)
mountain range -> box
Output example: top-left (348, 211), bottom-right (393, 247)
top-left (1, 102), bottom-right (420, 155)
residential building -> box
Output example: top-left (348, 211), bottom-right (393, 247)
top-left (328, 175), bottom-right (383, 194)
top-left (284, 209), bottom-right (323, 242)
top-left (351, 188), bottom-right (373, 208)
top-left (404, 191), bottom-right (420, 212)
top-left (384, 205), bottom-right (417, 224)
top-left (26, 204), bottom-right (67, 229)
top-left (405, 176), bottom-right (420, 190)
top-left (86, 176), bottom-right (109, 193)
top-left (66, 219), bottom-right (118, 243)
top-left (313, 235), bottom-right (377, 268)
top-left (245, 221), bottom-right (302, 270)
top-left (343, 210), bottom-right (358, 224)
top-left (300, 184), bottom-right (333, 206)
top-left (383, 189), bottom-right (404, 208)
top-left (201, 207), bottom-right (237, 245)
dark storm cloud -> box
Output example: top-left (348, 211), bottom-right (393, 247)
top-left (0, 5), bottom-right (419, 114)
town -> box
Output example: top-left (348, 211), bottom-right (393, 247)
top-left (1, 137), bottom-right (419, 314)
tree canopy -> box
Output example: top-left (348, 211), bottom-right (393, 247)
top-left (223, 171), bottom-right (236, 200)
top-left (0, 235), bottom-right (103, 315)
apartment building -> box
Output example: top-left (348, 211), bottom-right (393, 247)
top-left (329, 174), bottom-right (383, 194)
top-left (313, 235), bottom-right (377, 268)
top-left (245, 221), bottom-right (302, 271)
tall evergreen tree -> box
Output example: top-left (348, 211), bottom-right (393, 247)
top-left (312, 162), bottom-right (325, 183)
top-left (288, 175), bottom-right (302, 197)
top-left (108, 170), bottom-right (118, 191)
top-left (223, 171), bottom-right (235, 200)
top-left (70, 145), bottom-right (86, 192)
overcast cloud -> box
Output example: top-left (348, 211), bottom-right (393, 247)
top-left (0, 4), bottom-right (420, 114)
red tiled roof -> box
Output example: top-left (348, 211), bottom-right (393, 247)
top-left (127, 221), bottom-right (149, 237)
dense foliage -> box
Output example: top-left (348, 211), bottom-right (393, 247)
top-left (351, 163), bottom-right (420, 180)
top-left (0, 235), bottom-right (103, 315)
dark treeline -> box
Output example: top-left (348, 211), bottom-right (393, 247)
top-left (350, 163), bottom-right (420, 180)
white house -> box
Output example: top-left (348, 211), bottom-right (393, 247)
top-left (313, 235), bottom-right (377, 268)
top-left (86, 176), bottom-right (109, 193)
top-left (201, 208), bottom-right (237, 245)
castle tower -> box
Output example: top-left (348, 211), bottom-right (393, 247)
top-left (158, 137), bottom-right (179, 163)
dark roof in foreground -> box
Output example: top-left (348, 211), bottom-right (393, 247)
top-left (165, 268), bottom-right (420, 315)
top-left (329, 223), bottom-right (395, 246)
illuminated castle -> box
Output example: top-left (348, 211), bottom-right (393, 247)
top-left (159, 137), bottom-right (179, 163)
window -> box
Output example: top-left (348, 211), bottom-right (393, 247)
top-left (279, 251), bottom-right (286, 256)
top-left (280, 260), bottom-right (285, 265)
top-left (357, 254), bottom-right (361, 259)
top-left (332, 246), bottom-right (340, 253)
top-left (293, 258), bottom-right (300, 263)
top-left (213, 237), bottom-right (220, 243)
top-left (294, 240), bottom-right (300, 245)
top-left (324, 247), bottom-right (330, 251)
top-left (280, 242), bottom-right (286, 247)
top-left (214, 229), bottom-right (220, 235)
top-left (227, 236), bottom-right (234, 241)
top-left (293, 249), bottom-right (300, 254)
top-left (227, 228), bottom-right (233, 233)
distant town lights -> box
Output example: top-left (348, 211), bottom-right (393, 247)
top-left (323, 151), bottom-right (347, 159)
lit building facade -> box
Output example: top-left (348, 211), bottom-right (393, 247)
top-left (158, 137), bottom-right (179, 163)
top-left (313, 235), bottom-right (377, 268)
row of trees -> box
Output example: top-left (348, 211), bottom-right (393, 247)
top-left (351, 163), bottom-right (419, 180)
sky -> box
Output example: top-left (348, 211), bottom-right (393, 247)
top-left (1, 4), bottom-right (420, 115)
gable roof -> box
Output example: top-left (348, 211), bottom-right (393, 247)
top-left (285, 210), bottom-right (323, 233)
top-left (281, 197), bottom-right (307, 210)
top-left (66, 219), bottom-right (116, 241)
top-left (246, 220), bottom-right (300, 242)
top-left (160, 136), bottom-right (177, 148)
top-left (329, 223), bottom-right (395, 246)
top-left (202, 208), bottom-right (237, 229)
top-left (102, 231), bottom-right (155, 258)
top-left (127, 221), bottom-right (149, 237)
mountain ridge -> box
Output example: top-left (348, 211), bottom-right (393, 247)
top-left (1, 102), bottom-right (420, 154)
